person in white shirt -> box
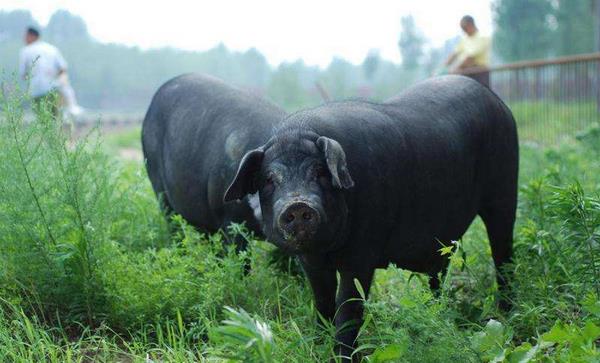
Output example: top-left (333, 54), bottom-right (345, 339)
top-left (19, 27), bottom-right (68, 118)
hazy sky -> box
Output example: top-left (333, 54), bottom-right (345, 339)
top-left (4, 0), bottom-right (492, 67)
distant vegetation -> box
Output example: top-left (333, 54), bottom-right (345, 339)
top-left (493, 0), bottom-right (598, 62)
top-left (0, 10), bottom-right (437, 112)
top-left (511, 101), bottom-right (600, 144)
top-left (1, 1), bottom-right (597, 112)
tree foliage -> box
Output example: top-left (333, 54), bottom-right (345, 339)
top-left (554, 0), bottom-right (596, 56)
top-left (0, 10), bottom-right (38, 40)
top-left (362, 49), bottom-right (381, 82)
top-left (493, 0), bottom-right (597, 62)
top-left (397, 16), bottom-right (425, 70)
top-left (493, 0), bottom-right (555, 61)
top-left (45, 9), bottom-right (90, 43)
top-left (0, 9), bottom-right (428, 113)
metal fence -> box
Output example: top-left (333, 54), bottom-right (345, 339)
top-left (465, 53), bottom-right (600, 145)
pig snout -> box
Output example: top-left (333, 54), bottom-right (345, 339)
top-left (277, 201), bottom-right (321, 242)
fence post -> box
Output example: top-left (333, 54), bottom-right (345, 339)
top-left (535, 67), bottom-right (542, 101)
top-left (315, 82), bottom-right (330, 102)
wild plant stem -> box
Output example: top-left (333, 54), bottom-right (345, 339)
top-left (8, 113), bottom-right (57, 247)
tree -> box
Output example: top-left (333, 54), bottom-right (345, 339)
top-left (493, 0), bottom-right (554, 61)
top-left (397, 16), bottom-right (425, 70)
top-left (266, 61), bottom-right (311, 111)
top-left (240, 48), bottom-right (271, 88)
top-left (422, 37), bottom-right (460, 77)
top-left (321, 57), bottom-right (359, 99)
top-left (362, 49), bottom-right (381, 82)
top-left (45, 10), bottom-right (89, 43)
top-left (0, 10), bottom-right (38, 41)
top-left (596, 0), bottom-right (600, 52)
top-left (493, 0), bottom-right (596, 61)
top-left (554, 0), bottom-right (595, 56)
top-left (0, 9), bottom-right (426, 112)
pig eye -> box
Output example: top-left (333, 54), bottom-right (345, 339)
top-left (262, 174), bottom-right (275, 194)
top-left (315, 167), bottom-right (330, 185)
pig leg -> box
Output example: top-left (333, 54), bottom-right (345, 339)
top-left (158, 191), bottom-right (174, 217)
top-left (335, 269), bottom-right (375, 362)
top-left (155, 190), bottom-right (178, 235)
top-left (428, 256), bottom-right (449, 291)
top-left (302, 262), bottom-right (337, 325)
top-left (479, 203), bottom-right (515, 309)
top-left (220, 220), bottom-right (247, 251)
top-left (221, 196), bottom-right (264, 247)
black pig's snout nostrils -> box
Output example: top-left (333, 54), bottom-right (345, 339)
top-left (278, 202), bottom-right (320, 241)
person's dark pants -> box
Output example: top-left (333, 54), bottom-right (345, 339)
top-left (33, 91), bottom-right (61, 120)
top-left (467, 71), bottom-right (490, 88)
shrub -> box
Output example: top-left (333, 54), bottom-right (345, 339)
top-left (0, 85), bottom-right (166, 326)
top-left (510, 178), bottom-right (600, 339)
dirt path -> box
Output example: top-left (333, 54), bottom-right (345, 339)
top-left (72, 122), bottom-right (144, 162)
top-left (119, 147), bottom-right (143, 162)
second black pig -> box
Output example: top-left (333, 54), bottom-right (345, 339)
top-left (143, 74), bottom-right (286, 248)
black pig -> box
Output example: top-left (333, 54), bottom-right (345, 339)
top-left (224, 75), bottom-right (518, 360)
top-left (142, 74), bottom-right (285, 247)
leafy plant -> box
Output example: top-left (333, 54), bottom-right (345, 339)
top-left (209, 306), bottom-right (275, 363)
top-left (471, 317), bottom-right (600, 362)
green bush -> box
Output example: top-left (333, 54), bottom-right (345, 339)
top-left (509, 179), bottom-right (600, 340)
top-left (1, 87), bottom-right (113, 324)
top-left (0, 86), bottom-right (167, 326)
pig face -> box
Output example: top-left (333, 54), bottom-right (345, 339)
top-left (224, 132), bottom-right (354, 254)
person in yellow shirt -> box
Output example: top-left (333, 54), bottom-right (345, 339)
top-left (445, 15), bottom-right (491, 87)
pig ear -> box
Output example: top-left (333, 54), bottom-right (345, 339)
top-left (316, 136), bottom-right (354, 189)
top-left (224, 148), bottom-right (264, 202)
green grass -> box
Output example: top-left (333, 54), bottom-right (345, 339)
top-left (1, 89), bottom-right (599, 362)
top-left (509, 101), bottom-right (600, 145)
top-left (99, 101), bottom-right (600, 150)
top-left (102, 125), bottom-right (142, 150)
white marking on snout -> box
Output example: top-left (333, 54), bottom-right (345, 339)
top-left (248, 192), bottom-right (262, 224)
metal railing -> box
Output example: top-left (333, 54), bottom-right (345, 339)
top-left (464, 53), bottom-right (600, 145)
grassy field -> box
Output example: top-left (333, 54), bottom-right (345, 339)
top-left (508, 101), bottom-right (600, 146)
top-left (0, 93), bottom-right (599, 362)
